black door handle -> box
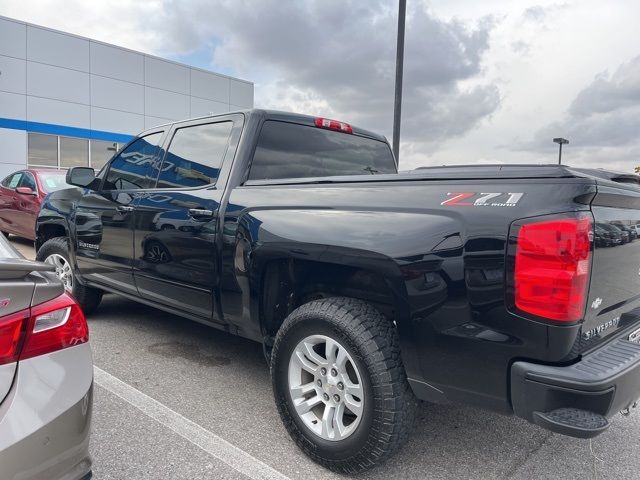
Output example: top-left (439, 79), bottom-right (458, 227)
top-left (188, 208), bottom-right (214, 218)
top-left (116, 205), bottom-right (135, 213)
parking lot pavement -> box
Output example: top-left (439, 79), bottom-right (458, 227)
top-left (8, 235), bottom-right (36, 258)
top-left (10, 235), bottom-right (640, 479)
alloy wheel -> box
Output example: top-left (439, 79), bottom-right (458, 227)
top-left (288, 334), bottom-right (364, 441)
top-left (44, 253), bottom-right (73, 292)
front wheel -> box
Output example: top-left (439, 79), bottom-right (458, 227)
top-left (271, 297), bottom-right (417, 474)
top-left (36, 237), bottom-right (103, 314)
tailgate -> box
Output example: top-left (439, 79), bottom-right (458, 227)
top-left (582, 184), bottom-right (640, 352)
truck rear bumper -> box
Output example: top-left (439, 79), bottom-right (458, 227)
top-left (511, 337), bottom-right (640, 438)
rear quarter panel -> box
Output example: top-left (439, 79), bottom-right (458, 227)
top-left (222, 178), bottom-right (596, 412)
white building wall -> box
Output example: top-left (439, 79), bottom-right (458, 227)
top-left (0, 15), bottom-right (254, 179)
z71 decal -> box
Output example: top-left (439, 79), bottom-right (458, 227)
top-left (441, 192), bottom-right (524, 207)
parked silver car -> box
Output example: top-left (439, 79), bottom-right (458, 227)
top-left (0, 233), bottom-right (93, 480)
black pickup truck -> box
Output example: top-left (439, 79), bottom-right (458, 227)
top-left (36, 109), bottom-right (640, 473)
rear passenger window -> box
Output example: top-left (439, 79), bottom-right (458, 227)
top-left (156, 122), bottom-right (233, 189)
top-left (3, 172), bottom-right (23, 189)
top-left (103, 132), bottom-right (164, 191)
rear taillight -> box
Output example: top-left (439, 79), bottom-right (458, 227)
top-left (514, 214), bottom-right (593, 322)
top-left (314, 117), bottom-right (353, 134)
top-left (0, 293), bottom-right (88, 365)
top-left (21, 293), bottom-right (88, 360)
top-left (0, 310), bottom-right (28, 366)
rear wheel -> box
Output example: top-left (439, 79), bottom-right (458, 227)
top-left (36, 237), bottom-right (103, 314)
top-left (271, 297), bottom-right (417, 474)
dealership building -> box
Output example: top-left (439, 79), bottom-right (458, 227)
top-left (0, 15), bottom-right (254, 179)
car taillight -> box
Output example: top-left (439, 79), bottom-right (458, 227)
top-left (0, 310), bottom-right (28, 366)
top-left (0, 293), bottom-right (88, 365)
top-left (314, 117), bottom-right (353, 134)
top-left (21, 293), bottom-right (88, 360)
top-left (514, 215), bottom-right (593, 322)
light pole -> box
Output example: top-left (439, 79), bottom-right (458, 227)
top-left (392, 0), bottom-right (406, 165)
top-left (553, 137), bottom-right (569, 165)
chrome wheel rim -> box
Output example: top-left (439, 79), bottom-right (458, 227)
top-left (44, 253), bottom-right (73, 292)
top-left (288, 334), bottom-right (364, 441)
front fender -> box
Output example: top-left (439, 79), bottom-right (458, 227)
top-left (35, 189), bottom-right (82, 251)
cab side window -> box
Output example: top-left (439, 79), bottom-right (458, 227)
top-left (156, 122), bottom-right (232, 189)
top-left (103, 132), bottom-right (164, 191)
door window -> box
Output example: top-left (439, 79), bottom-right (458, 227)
top-left (19, 172), bottom-right (37, 192)
top-left (2, 172), bottom-right (23, 189)
top-left (156, 122), bottom-right (232, 189)
top-left (103, 132), bottom-right (164, 191)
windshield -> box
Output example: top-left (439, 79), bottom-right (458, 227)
top-left (39, 172), bottom-right (70, 193)
top-left (248, 120), bottom-right (397, 181)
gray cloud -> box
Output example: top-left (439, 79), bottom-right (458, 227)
top-left (152, 1), bottom-right (500, 155)
top-left (519, 55), bottom-right (640, 169)
top-left (569, 56), bottom-right (640, 116)
top-left (521, 3), bottom-right (569, 25)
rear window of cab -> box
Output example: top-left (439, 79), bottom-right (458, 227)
top-left (248, 121), bottom-right (396, 181)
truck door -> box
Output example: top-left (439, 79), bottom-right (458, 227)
top-left (74, 130), bottom-right (165, 295)
top-left (132, 118), bottom-right (235, 321)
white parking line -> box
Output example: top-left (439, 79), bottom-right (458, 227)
top-left (93, 366), bottom-right (291, 480)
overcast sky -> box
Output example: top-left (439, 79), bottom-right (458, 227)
top-left (1, 0), bottom-right (639, 171)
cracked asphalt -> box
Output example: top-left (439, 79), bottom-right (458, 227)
top-left (10, 235), bottom-right (640, 479)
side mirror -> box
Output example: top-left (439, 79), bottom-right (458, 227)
top-left (66, 167), bottom-right (96, 188)
top-left (15, 186), bottom-right (36, 196)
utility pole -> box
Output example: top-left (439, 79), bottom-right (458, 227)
top-left (392, 0), bottom-right (406, 165)
top-left (553, 137), bottom-right (569, 164)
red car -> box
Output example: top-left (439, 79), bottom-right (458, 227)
top-left (0, 168), bottom-right (70, 241)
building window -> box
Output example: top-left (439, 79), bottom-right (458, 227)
top-left (28, 133), bottom-right (58, 167)
top-left (60, 137), bottom-right (89, 168)
top-left (90, 140), bottom-right (119, 170)
top-left (26, 133), bottom-right (122, 170)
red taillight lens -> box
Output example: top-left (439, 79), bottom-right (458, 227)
top-left (514, 215), bottom-right (593, 322)
top-left (314, 117), bottom-right (353, 134)
top-left (0, 310), bottom-right (28, 366)
top-left (20, 293), bottom-right (88, 360)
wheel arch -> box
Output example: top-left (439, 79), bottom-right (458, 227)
top-left (255, 251), bottom-right (409, 343)
top-left (35, 221), bottom-right (68, 251)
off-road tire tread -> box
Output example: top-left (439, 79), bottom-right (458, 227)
top-left (36, 237), bottom-right (103, 314)
top-left (271, 296), bottom-right (417, 474)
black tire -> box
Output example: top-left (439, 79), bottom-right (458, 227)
top-left (36, 237), bottom-right (103, 314)
top-left (271, 297), bottom-right (417, 474)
